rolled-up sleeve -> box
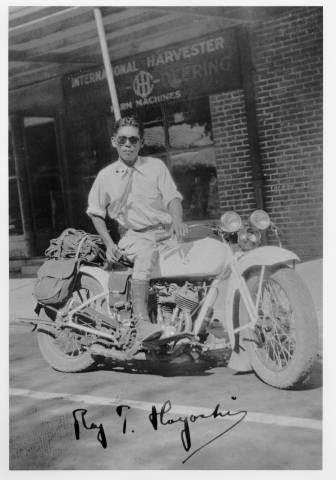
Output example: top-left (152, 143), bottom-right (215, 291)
top-left (86, 172), bottom-right (109, 218)
top-left (157, 161), bottom-right (183, 208)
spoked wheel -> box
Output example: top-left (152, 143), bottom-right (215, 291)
top-left (239, 267), bottom-right (319, 389)
top-left (37, 275), bottom-right (109, 372)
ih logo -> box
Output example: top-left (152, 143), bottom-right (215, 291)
top-left (133, 70), bottom-right (159, 98)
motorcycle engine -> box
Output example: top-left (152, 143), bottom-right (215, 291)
top-left (153, 281), bottom-right (203, 335)
top-left (174, 284), bottom-right (200, 311)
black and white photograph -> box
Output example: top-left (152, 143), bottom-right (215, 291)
top-left (7, 1), bottom-right (326, 471)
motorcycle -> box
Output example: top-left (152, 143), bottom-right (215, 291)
top-left (31, 210), bottom-right (319, 389)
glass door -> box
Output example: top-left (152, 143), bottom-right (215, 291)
top-left (24, 117), bottom-right (66, 254)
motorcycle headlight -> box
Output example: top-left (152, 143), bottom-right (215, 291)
top-left (249, 209), bottom-right (270, 230)
top-left (238, 227), bottom-right (261, 250)
top-left (220, 211), bottom-right (242, 233)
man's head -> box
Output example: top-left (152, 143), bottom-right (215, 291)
top-left (111, 116), bottom-right (144, 166)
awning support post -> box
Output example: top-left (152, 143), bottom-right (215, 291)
top-left (93, 7), bottom-right (121, 120)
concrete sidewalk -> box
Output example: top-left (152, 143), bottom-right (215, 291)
top-left (9, 259), bottom-right (322, 329)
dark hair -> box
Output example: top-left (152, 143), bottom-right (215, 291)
top-left (112, 116), bottom-right (144, 138)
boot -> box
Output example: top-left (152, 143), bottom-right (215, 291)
top-left (131, 279), bottom-right (162, 342)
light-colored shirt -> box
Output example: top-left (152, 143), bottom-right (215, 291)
top-left (87, 156), bottom-right (182, 230)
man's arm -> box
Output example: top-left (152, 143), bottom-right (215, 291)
top-left (168, 198), bottom-right (188, 241)
top-left (90, 215), bottom-right (121, 263)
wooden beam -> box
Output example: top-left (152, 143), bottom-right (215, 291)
top-left (9, 49), bottom-right (98, 65)
top-left (96, 16), bottom-right (233, 61)
top-left (9, 61), bottom-right (50, 77)
top-left (55, 12), bottom-right (181, 54)
top-left (11, 8), bottom-right (153, 48)
top-left (9, 6), bottom-right (66, 26)
top-left (143, 6), bottom-right (295, 22)
top-left (142, 6), bottom-right (251, 23)
top-left (9, 64), bottom-right (80, 90)
top-left (9, 7), bottom-right (92, 37)
top-left (9, 8), bottom-right (95, 43)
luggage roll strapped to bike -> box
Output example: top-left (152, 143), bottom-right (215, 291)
top-left (33, 228), bottom-right (106, 307)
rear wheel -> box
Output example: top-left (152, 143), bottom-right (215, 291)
top-left (239, 267), bottom-right (319, 389)
top-left (37, 275), bottom-right (108, 372)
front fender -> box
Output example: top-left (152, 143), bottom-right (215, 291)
top-left (236, 245), bottom-right (300, 275)
top-left (220, 246), bottom-right (299, 372)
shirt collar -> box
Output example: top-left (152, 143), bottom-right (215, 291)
top-left (116, 156), bottom-right (144, 173)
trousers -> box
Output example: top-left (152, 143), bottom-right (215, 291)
top-left (118, 227), bottom-right (169, 280)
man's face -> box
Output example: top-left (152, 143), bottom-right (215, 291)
top-left (111, 125), bottom-right (143, 166)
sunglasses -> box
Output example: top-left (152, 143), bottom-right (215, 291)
top-left (116, 136), bottom-right (140, 146)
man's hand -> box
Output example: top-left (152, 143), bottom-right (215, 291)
top-left (170, 220), bottom-right (189, 242)
top-left (167, 198), bottom-right (188, 242)
top-left (105, 240), bottom-right (122, 263)
top-left (89, 215), bottom-right (122, 263)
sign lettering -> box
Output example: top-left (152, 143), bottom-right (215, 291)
top-left (63, 30), bottom-right (241, 113)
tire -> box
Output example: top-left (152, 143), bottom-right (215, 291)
top-left (239, 267), bottom-right (319, 389)
top-left (37, 274), bottom-right (106, 372)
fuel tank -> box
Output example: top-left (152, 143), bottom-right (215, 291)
top-left (151, 237), bottom-right (227, 279)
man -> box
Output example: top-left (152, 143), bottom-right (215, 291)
top-left (87, 116), bottom-right (188, 349)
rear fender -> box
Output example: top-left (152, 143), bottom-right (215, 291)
top-left (79, 265), bottom-right (110, 293)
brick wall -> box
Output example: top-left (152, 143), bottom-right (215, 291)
top-left (210, 7), bottom-right (322, 260)
top-left (209, 90), bottom-right (257, 216)
top-left (253, 7), bottom-right (323, 259)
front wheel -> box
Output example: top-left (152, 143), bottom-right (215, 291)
top-left (239, 267), bottom-right (319, 389)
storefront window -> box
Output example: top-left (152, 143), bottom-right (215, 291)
top-left (135, 96), bottom-right (219, 220)
top-left (166, 97), bottom-right (218, 221)
top-left (143, 121), bottom-right (166, 155)
top-left (138, 104), bottom-right (166, 157)
top-left (171, 147), bottom-right (218, 220)
top-left (167, 97), bottom-right (214, 150)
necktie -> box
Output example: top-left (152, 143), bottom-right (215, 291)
top-left (115, 167), bottom-right (134, 217)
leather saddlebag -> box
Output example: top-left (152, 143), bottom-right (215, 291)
top-left (33, 259), bottom-right (77, 306)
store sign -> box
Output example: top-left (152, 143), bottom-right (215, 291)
top-left (63, 29), bottom-right (241, 113)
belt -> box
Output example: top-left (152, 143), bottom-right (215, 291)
top-left (132, 223), bottom-right (167, 233)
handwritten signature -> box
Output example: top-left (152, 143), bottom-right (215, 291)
top-left (72, 399), bottom-right (247, 464)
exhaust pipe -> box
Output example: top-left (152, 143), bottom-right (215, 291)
top-left (17, 316), bottom-right (119, 345)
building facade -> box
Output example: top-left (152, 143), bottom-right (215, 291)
top-left (9, 7), bottom-right (322, 260)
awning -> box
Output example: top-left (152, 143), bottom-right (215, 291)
top-left (9, 5), bottom-right (295, 92)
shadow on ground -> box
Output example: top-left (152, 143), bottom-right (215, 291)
top-left (87, 356), bottom-right (216, 378)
